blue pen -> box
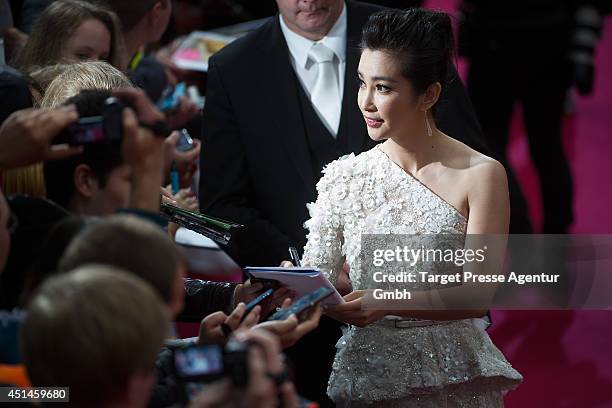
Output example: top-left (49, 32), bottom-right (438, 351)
top-left (170, 162), bottom-right (180, 194)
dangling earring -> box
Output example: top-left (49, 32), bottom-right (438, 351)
top-left (425, 112), bottom-right (432, 137)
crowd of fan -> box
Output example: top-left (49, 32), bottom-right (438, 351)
top-left (0, 1), bottom-right (319, 407)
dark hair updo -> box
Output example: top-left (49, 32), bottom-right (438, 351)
top-left (360, 8), bottom-right (454, 105)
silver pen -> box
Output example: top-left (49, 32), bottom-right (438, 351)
top-left (288, 246), bottom-right (301, 267)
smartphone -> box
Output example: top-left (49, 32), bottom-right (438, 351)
top-left (176, 128), bottom-right (195, 152)
top-left (158, 82), bottom-right (186, 112)
top-left (241, 288), bottom-right (274, 321)
top-left (267, 287), bottom-right (333, 322)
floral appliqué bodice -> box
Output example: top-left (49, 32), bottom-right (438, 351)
top-left (302, 146), bottom-right (468, 290)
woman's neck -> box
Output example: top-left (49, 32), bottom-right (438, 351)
top-left (381, 118), bottom-right (441, 175)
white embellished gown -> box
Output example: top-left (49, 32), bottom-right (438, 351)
top-left (301, 147), bottom-right (522, 407)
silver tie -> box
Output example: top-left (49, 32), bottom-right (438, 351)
top-left (308, 42), bottom-right (341, 136)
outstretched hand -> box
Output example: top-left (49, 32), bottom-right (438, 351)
top-left (162, 130), bottom-right (201, 187)
top-left (0, 106), bottom-right (82, 170)
top-left (255, 298), bottom-right (323, 348)
top-left (112, 88), bottom-right (165, 125)
top-left (234, 279), bottom-right (294, 313)
top-left (197, 302), bottom-right (261, 345)
top-left (167, 96), bottom-right (201, 130)
top-left (112, 89), bottom-right (167, 212)
top-left (324, 290), bottom-right (386, 327)
top-left (189, 328), bottom-right (298, 408)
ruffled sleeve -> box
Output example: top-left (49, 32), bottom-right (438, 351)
top-left (301, 157), bottom-right (351, 284)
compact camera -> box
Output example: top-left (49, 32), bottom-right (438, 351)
top-left (173, 340), bottom-right (249, 401)
top-left (64, 97), bottom-right (124, 145)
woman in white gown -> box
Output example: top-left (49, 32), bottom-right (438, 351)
top-left (299, 8), bottom-right (522, 408)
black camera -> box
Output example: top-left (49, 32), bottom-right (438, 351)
top-left (173, 340), bottom-right (249, 401)
top-left (64, 96), bottom-right (124, 145)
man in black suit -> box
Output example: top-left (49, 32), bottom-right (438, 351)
top-left (200, 1), bottom-right (485, 404)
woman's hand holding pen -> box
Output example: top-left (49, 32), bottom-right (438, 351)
top-left (324, 290), bottom-right (386, 328)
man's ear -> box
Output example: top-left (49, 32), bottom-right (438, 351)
top-left (148, 0), bottom-right (170, 26)
top-left (420, 82), bottom-right (442, 112)
top-left (73, 164), bottom-right (98, 199)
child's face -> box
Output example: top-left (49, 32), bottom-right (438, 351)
top-left (62, 18), bottom-right (111, 63)
top-left (79, 164), bottom-right (132, 216)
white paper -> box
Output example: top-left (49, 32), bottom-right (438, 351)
top-left (175, 227), bottom-right (219, 249)
top-left (245, 267), bottom-right (344, 305)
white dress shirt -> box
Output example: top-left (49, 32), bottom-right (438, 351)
top-left (279, 4), bottom-right (347, 133)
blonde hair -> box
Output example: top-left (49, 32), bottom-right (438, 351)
top-left (41, 61), bottom-right (133, 108)
top-left (26, 64), bottom-right (72, 107)
top-left (14, 0), bottom-right (126, 72)
top-left (0, 164), bottom-right (47, 198)
top-left (0, 62), bottom-right (133, 198)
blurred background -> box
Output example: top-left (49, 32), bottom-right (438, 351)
top-left (432, 1), bottom-right (612, 407)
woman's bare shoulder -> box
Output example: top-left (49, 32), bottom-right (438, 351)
top-left (442, 134), bottom-right (506, 176)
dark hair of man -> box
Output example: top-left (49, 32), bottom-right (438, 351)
top-left (21, 265), bottom-right (168, 407)
top-left (43, 90), bottom-right (123, 208)
top-left (360, 8), bottom-right (455, 110)
top-left (58, 214), bottom-right (185, 305)
top-left (95, 0), bottom-right (160, 31)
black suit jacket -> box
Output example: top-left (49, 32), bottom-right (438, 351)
top-left (200, 1), bottom-right (486, 268)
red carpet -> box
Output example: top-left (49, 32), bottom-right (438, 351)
top-left (425, 1), bottom-right (612, 406)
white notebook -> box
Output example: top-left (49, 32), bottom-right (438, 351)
top-left (244, 267), bottom-right (344, 305)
